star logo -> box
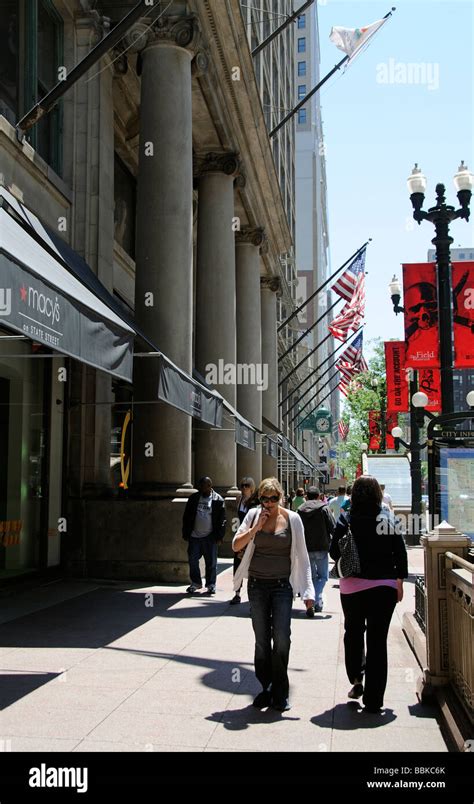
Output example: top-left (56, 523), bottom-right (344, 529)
top-left (20, 285), bottom-right (27, 302)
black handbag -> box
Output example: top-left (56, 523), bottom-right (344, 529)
top-left (330, 525), bottom-right (361, 578)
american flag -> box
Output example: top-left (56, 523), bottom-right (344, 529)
top-left (338, 420), bottom-right (349, 440)
top-left (336, 332), bottom-right (368, 396)
top-left (331, 248), bottom-right (366, 303)
top-left (329, 254), bottom-right (366, 341)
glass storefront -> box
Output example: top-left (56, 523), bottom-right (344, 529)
top-left (0, 329), bottom-right (49, 577)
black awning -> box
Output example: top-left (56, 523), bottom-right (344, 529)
top-left (0, 198), bottom-right (134, 382)
top-left (0, 187), bottom-right (224, 423)
top-left (157, 354), bottom-right (223, 427)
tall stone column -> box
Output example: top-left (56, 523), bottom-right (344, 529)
top-left (132, 16), bottom-right (200, 494)
top-left (235, 229), bottom-right (266, 485)
top-left (65, 12), bottom-right (115, 496)
top-left (261, 277), bottom-right (281, 479)
top-left (194, 153), bottom-right (240, 493)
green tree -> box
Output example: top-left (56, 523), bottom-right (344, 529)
top-left (336, 338), bottom-right (388, 480)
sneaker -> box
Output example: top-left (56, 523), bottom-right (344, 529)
top-left (305, 605), bottom-right (315, 618)
top-left (271, 698), bottom-right (291, 712)
top-left (229, 594), bottom-right (241, 605)
top-left (314, 603), bottom-right (323, 613)
top-left (205, 585), bottom-right (216, 595)
top-left (363, 705), bottom-right (382, 714)
top-left (186, 584), bottom-right (202, 593)
top-left (347, 682), bottom-right (364, 699)
top-left (253, 689), bottom-right (272, 708)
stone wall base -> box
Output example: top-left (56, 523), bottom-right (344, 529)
top-left (63, 497), bottom-right (238, 583)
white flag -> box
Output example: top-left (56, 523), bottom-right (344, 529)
top-left (329, 18), bottom-right (388, 63)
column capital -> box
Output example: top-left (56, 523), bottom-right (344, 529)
top-left (261, 276), bottom-right (282, 294)
top-left (194, 152), bottom-right (242, 179)
top-left (75, 10), bottom-right (111, 46)
top-left (236, 227), bottom-right (268, 253)
top-left (124, 14), bottom-right (202, 55)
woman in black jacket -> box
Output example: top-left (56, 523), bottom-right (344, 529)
top-left (330, 475), bottom-right (408, 713)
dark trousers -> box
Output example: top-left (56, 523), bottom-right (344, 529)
top-left (341, 586), bottom-right (397, 709)
top-left (187, 535), bottom-right (217, 587)
top-left (248, 577), bottom-right (293, 703)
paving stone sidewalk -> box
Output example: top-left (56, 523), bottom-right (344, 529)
top-left (0, 547), bottom-right (448, 753)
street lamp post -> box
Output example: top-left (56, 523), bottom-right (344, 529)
top-left (392, 391), bottom-right (431, 537)
top-left (389, 280), bottom-right (424, 518)
top-left (407, 162), bottom-right (473, 414)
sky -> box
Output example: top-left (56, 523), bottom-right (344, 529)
top-left (315, 0), bottom-right (474, 360)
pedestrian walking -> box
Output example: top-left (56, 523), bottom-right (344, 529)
top-left (291, 487), bottom-right (305, 511)
top-left (328, 485), bottom-right (348, 520)
top-left (341, 485), bottom-right (352, 513)
top-left (182, 476), bottom-right (226, 595)
top-left (329, 475), bottom-right (408, 713)
top-left (380, 484), bottom-right (394, 511)
top-left (297, 486), bottom-right (336, 615)
top-left (232, 477), bottom-right (314, 711)
top-left (229, 477), bottom-right (258, 605)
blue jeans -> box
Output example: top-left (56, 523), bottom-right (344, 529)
top-left (247, 577), bottom-right (293, 702)
top-left (308, 550), bottom-right (329, 607)
top-left (187, 535), bottom-right (217, 586)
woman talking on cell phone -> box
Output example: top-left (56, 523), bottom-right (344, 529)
top-left (232, 477), bottom-right (314, 712)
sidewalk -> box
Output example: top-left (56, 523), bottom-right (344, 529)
top-left (0, 548), bottom-right (448, 753)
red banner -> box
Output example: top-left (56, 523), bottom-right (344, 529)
top-left (368, 410), bottom-right (381, 451)
top-left (385, 412), bottom-right (398, 449)
top-left (385, 341), bottom-right (409, 412)
top-left (403, 263), bottom-right (439, 367)
top-left (453, 261), bottom-right (474, 367)
top-left (418, 367), bottom-right (442, 412)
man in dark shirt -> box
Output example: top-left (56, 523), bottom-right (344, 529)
top-left (298, 487), bottom-right (335, 615)
top-left (182, 477), bottom-right (226, 594)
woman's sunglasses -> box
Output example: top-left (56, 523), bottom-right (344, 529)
top-left (259, 495), bottom-right (280, 503)
top-left (240, 483), bottom-right (251, 488)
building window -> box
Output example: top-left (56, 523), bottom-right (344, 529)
top-left (114, 154), bottom-right (137, 259)
top-left (0, 2), bottom-right (19, 125)
top-left (297, 61), bottom-right (306, 77)
top-left (35, 0), bottom-right (63, 174)
top-left (0, 1), bottom-right (64, 174)
top-left (297, 14), bottom-right (306, 28)
top-left (298, 108), bottom-right (307, 124)
top-left (298, 84), bottom-right (306, 100)
top-left (297, 37), bottom-right (306, 53)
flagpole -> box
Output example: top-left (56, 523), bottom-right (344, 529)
top-left (279, 325), bottom-right (364, 407)
top-left (287, 369), bottom-right (340, 426)
top-left (279, 297), bottom-right (341, 362)
top-left (16, 0), bottom-right (149, 135)
top-left (270, 55), bottom-right (348, 138)
top-left (252, 0), bottom-right (316, 57)
top-left (270, 6), bottom-right (396, 139)
top-left (277, 241), bottom-right (370, 333)
top-left (279, 332), bottom-right (331, 388)
top-left (297, 386), bottom-right (336, 429)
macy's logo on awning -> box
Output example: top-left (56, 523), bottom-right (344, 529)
top-left (20, 284), bottom-right (61, 326)
top-left (0, 288), bottom-right (12, 316)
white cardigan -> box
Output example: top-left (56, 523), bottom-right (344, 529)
top-left (232, 506), bottom-right (315, 601)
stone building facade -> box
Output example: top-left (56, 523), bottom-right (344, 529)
top-left (0, 0), bottom-right (319, 582)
